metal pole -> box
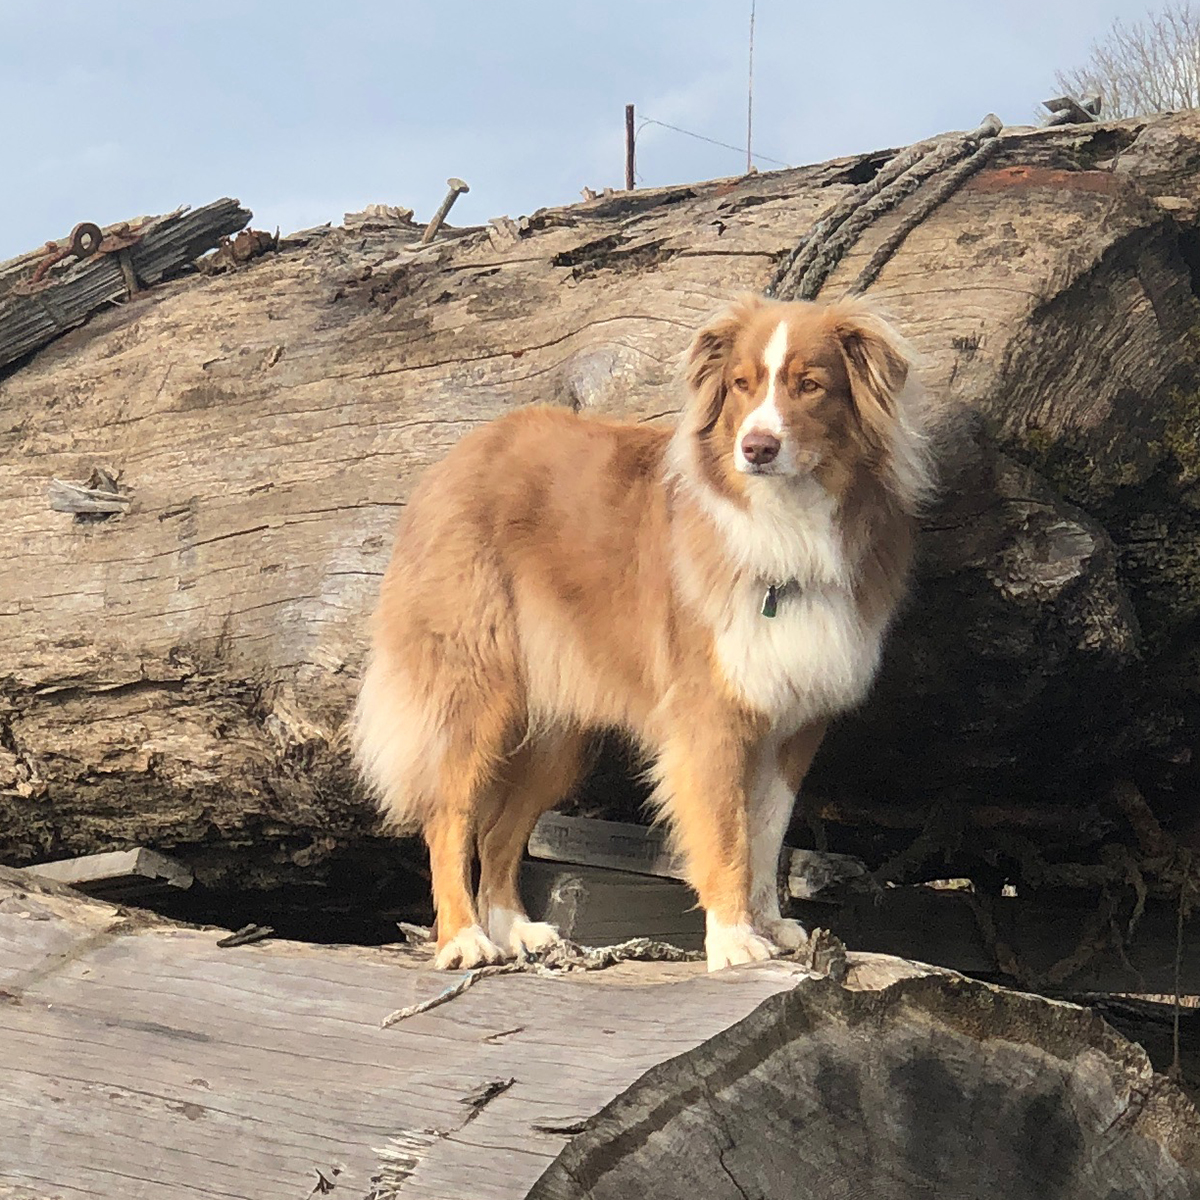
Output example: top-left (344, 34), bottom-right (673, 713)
top-left (625, 104), bottom-right (636, 190)
top-left (747, 1), bottom-right (755, 174)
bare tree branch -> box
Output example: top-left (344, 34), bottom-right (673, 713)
top-left (1055, 2), bottom-right (1200, 118)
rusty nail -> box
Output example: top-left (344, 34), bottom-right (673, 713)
top-left (420, 177), bottom-right (470, 245)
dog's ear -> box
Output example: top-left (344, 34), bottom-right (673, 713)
top-left (829, 298), bottom-right (934, 509)
top-left (682, 295), bottom-right (763, 436)
top-left (828, 299), bottom-right (911, 450)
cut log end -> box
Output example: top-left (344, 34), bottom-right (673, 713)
top-left (531, 973), bottom-right (1200, 1200)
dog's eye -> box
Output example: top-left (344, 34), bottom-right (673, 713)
top-left (732, 377), bottom-right (750, 392)
top-left (799, 378), bottom-right (821, 394)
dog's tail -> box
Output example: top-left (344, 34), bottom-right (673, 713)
top-left (351, 649), bottom-right (443, 832)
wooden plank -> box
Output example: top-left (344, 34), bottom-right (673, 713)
top-left (27, 848), bottom-right (192, 899)
top-left (528, 813), bottom-right (867, 901)
top-left (528, 813), bottom-right (678, 878)
top-left (521, 860), bottom-right (704, 951)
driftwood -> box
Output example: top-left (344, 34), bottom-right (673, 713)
top-left (2, 113), bottom-right (1200, 978)
top-left (0, 199), bottom-right (251, 370)
top-left (531, 975), bottom-right (1200, 1200)
top-left (28, 846), bottom-right (193, 900)
top-left (0, 868), bottom-right (1196, 1200)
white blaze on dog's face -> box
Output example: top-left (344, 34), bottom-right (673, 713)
top-left (680, 294), bottom-right (913, 505)
top-left (724, 308), bottom-right (860, 482)
top-left (732, 319), bottom-right (795, 475)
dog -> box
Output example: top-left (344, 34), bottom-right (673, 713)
top-left (353, 294), bottom-right (932, 971)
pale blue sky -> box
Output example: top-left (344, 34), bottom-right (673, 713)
top-left (0, 1), bottom-right (1156, 261)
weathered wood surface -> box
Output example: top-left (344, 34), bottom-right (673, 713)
top-left (531, 975), bottom-right (1200, 1200)
top-left (3, 113), bottom-right (1200, 932)
top-left (522, 860), bottom-right (706, 951)
top-left (1, 869), bottom-right (1196, 1200)
top-left (529, 812), bottom-right (679, 878)
top-left (0, 200), bottom-right (251, 370)
top-left (0, 868), bottom-right (882, 1200)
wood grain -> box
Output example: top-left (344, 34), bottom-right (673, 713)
top-left (2, 870), bottom-right (1196, 1199)
top-left (531, 975), bottom-right (1200, 1199)
top-left (0, 868), bottom-right (820, 1199)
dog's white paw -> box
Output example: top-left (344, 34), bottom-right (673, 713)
top-left (755, 915), bottom-right (809, 951)
top-left (705, 918), bottom-right (778, 972)
top-left (486, 906), bottom-right (561, 958)
top-left (508, 919), bottom-right (562, 957)
top-left (434, 924), bottom-right (505, 970)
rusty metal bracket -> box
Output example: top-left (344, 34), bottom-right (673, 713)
top-left (16, 221), bottom-right (104, 293)
top-left (96, 224), bottom-right (146, 298)
top-left (68, 221), bottom-right (103, 257)
top-left (14, 219), bottom-right (144, 297)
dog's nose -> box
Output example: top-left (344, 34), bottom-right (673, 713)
top-left (741, 430), bottom-right (781, 465)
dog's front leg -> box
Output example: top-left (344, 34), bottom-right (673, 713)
top-left (653, 718), bottom-right (776, 971)
top-left (747, 721), bottom-right (828, 950)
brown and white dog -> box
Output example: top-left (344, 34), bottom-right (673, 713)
top-left (353, 294), bottom-right (932, 971)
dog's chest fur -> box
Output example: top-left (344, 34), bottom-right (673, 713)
top-left (681, 475), bottom-right (886, 730)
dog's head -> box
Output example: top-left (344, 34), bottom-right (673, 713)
top-left (680, 294), bottom-right (928, 507)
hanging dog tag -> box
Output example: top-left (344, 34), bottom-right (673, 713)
top-left (761, 584), bottom-right (779, 618)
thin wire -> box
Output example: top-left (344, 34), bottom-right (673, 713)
top-left (1170, 867), bottom-right (1190, 1081)
top-left (747, 0), bottom-right (756, 175)
top-left (637, 116), bottom-right (790, 169)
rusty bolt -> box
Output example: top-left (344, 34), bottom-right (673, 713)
top-left (420, 177), bottom-right (470, 245)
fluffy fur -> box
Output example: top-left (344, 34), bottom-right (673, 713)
top-left (353, 294), bottom-right (932, 971)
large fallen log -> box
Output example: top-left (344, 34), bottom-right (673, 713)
top-left (0, 868), bottom-right (1196, 1200)
top-left (2, 113), bottom-right (1200, 960)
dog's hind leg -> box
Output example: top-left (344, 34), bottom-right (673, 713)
top-left (476, 728), bottom-right (589, 958)
top-left (426, 688), bottom-right (520, 971)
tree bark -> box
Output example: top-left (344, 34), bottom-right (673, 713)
top-left (3, 114), bottom-right (1200, 907)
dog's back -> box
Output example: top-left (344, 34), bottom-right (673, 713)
top-left (356, 407), bottom-right (670, 817)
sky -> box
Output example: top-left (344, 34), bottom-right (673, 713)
top-left (0, 0), bottom-right (1162, 262)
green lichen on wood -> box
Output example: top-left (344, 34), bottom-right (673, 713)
top-left (1162, 382), bottom-right (1200, 489)
top-left (1015, 426), bottom-right (1152, 510)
